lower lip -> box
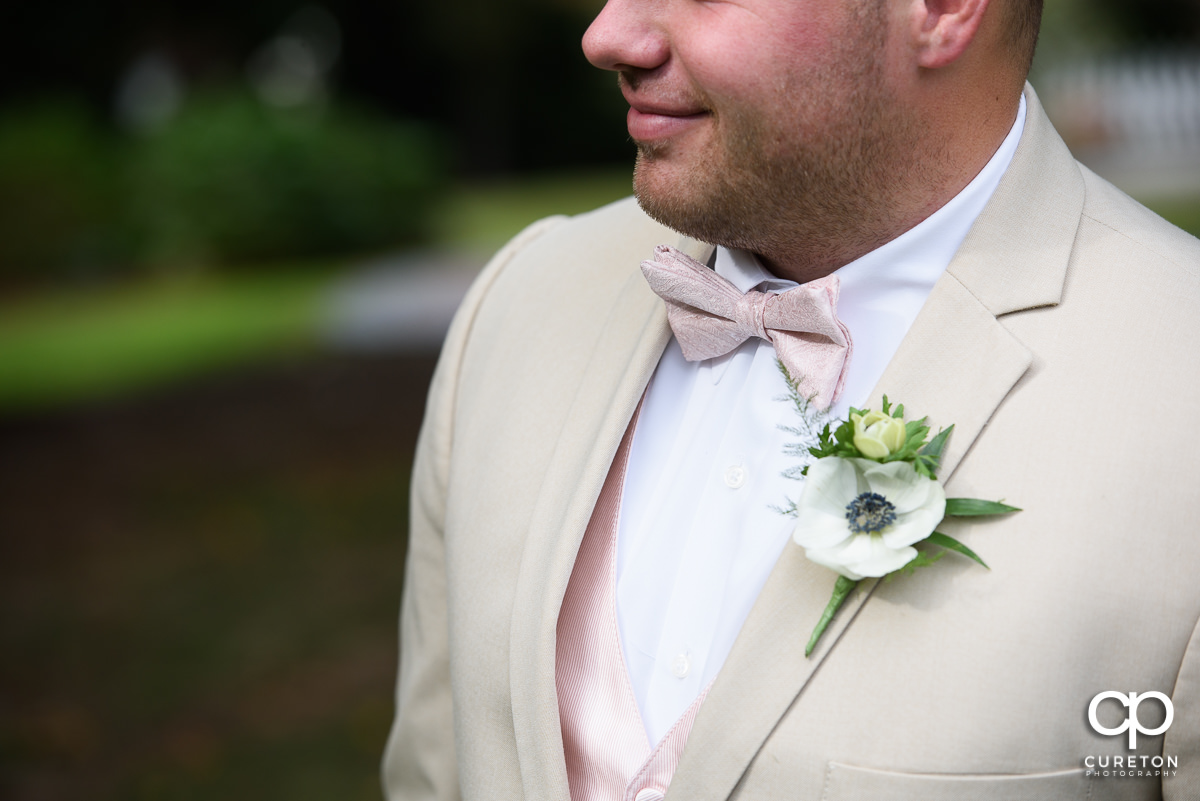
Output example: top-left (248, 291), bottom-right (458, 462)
top-left (627, 107), bottom-right (709, 143)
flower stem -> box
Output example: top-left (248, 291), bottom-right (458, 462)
top-left (806, 576), bottom-right (859, 657)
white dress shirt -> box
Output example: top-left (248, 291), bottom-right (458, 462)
top-left (616, 97), bottom-right (1028, 746)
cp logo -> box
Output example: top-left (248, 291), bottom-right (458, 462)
top-left (1088, 691), bottom-right (1174, 749)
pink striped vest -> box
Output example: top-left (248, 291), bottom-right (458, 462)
top-left (555, 413), bottom-right (710, 801)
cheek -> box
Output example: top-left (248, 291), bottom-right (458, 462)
top-left (680, 7), bottom-right (852, 104)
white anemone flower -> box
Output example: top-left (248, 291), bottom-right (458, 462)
top-left (792, 457), bottom-right (946, 580)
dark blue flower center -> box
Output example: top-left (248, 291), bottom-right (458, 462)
top-left (845, 492), bottom-right (897, 534)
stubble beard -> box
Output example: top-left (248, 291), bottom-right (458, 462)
top-left (632, 8), bottom-right (930, 280)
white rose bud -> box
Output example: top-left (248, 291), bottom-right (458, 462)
top-left (852, 410), bottom-right (907, 459)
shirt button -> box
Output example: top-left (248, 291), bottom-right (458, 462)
top-left (634, 789), bottom-right (665, 801)
top-left (671, 653), bottom-right (690, 679)
top-left (723, 464), bottom-right (747, 489)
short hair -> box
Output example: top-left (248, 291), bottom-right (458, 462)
top-left (1008, 0), bottom-right (1045, 77)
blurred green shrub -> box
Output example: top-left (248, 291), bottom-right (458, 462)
top-left (0, 102), bottom-right (126, 282)
top-left (127, 93), bottom-right (443, 269)
top-left (0, 93), bottom-right (443, 284)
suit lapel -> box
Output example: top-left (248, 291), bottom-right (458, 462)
top-left (507, 234), bottom-right (712, 800)
top-left (668, 84), bottom-right (1086, 800)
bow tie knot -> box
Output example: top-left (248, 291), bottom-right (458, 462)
top-left (640, 245), bottom-right (854, 409)
top-left (736, 289), bottom-right (774, 343)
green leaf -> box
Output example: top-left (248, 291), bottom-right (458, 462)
top-left (807, 419), bottom-right (860, 462)
top-left (806, 576), bottom-right (858, 657)
top-left (913, 424), bottom-right (953, 478)
top-left (880, 395), bottom-right (892, 415)
top-left (919, 424), bottom-right (953, 461)
top-left (821, 417), bottom-right (861, 459)
top-left (893, 403), bottom-right (904, 419)
top-left (928, 531), bottom-right (989, 569)
top-left (944, 498), bottom-right (1021, 517)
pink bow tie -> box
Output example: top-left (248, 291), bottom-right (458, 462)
top-left (640, 245), bottom-right (853, 409)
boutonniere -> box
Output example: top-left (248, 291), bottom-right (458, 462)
top-left (776, 364), bottom-right (1019, 656)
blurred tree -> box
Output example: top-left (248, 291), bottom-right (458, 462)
top-left (127, 92), bottom-right (443, 269)
top-left (0, 102), bottom-right (126, 282)
top-left (1037, 0), bottom-right (1200, 69)
top-left (1, 0), bottom-right (630, 177)
top-left (415, 0), bottom-right (626, 173)
top-left (0, 92), bottom-right (443, 282)
top-left (5, 0), bottom-right (1196, 176)
top-left (1094, 0), bottom-right (1200, 44)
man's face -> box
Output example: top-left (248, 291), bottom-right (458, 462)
top-left (583, 0), bottom-right (923, 272)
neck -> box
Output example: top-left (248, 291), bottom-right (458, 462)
top-left (757, 92), bottom-right (1021, 285)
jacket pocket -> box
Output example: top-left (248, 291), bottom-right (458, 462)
top-left (822, 762), bottom-right (1094, 801)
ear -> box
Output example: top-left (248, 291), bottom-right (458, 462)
top-left (909, 0), bottom-right (992, 70)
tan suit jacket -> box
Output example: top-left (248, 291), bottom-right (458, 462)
top-left (383, 86), bottom-right (1200, 800)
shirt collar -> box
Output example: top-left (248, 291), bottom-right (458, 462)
top-left (714, 245), bottom-right (796, 294)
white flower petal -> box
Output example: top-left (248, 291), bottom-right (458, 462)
top-left (882, 499), bottom-right (946, 548)
top-left (847, 539), bottom-right (919, 578)
top-left (792, 508), bottom-right (853, 549)
top-left (794, 458), bottom-right (873, 549)
top-left (798, 457), bottom-right (860, 518)
top-left (861, 461), bottom-right (931, 512)
top-left (831, 530), bottom-right (876, 562)
top-left (807, 534), bottom-right (919, 580)
top-left (805, 538), bottom-right (869, 581)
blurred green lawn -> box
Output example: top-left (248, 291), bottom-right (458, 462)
top-left (0, 169), bottom-right (634, 413)
top-left (1142, 196), bottom-right (1200, 242)
top-left (0, 270), bottom-right (330, 411)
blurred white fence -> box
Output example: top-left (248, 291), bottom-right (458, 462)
top-left (1039, 51), bottom-right (1200, 198)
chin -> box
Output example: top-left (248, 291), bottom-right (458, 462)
top-left (634, 152), bottom-right (707, 237)
top-left (632, 153), bottom-right (748, 252)
top-left (633, 176), bottom-right (699, 240)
